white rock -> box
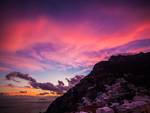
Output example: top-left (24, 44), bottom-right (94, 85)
top-left (96, 107), bottom-right (114, 113)
top-left (110, 102), bottom-right (120, 107)
top-left (133, 95), bottom-right (150, 102)
top-left (82, 97), bottom-right (91, 106)
top-left (121, 100), bottom-right (146, 109)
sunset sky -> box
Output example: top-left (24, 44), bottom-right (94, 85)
top-left (0, 0), bottom-right (150, 96)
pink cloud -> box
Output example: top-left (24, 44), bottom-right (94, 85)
top-left (0, 53), bottom-right (51, 72)
top-left (0, 66), bottom-right (10, 72)
top-left (1, 16), bottom-right (150, 51)
top-left (0, 16), bottom-right (150, 72)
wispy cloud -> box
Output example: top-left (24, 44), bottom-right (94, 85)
top-left (85, 39), bottom-right (150, 60)
top-left (0, 53), bottom-right (51, 72)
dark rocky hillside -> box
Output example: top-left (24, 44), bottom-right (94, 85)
top-left (46, 52), bottom-right (150, 113)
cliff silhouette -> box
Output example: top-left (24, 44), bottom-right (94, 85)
top-left (46, 52), bottom-right (150, 113)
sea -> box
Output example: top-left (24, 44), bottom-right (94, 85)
top-left (0, 96), bottom-right (57, 113)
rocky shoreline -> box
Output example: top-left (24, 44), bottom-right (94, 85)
top-left (46, 52), bottom-right (150, 113)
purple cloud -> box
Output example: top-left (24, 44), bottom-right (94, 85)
top-left (5, 72), bottom-right (84, 93)
top-left (6, 72), bottom-right (36, 82)
top-left (66, 75), bottom-right (84, 88)
top-left (85, 39), bottom-right (150, 59)
top-left (30, 82), bottom-right (62, 92)
top-left (58, 80), bottom-right (65, 86)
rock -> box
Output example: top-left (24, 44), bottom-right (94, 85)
top-left (133, 95), bottom-right (150, 102)
top-left (96, 107), bottom-right (114, 113)
top-left (121, 100), bottom-right (146, 109)
top-left (81, 97), bottom-right (92, 106)
top-left (110, 102), bottom-right (120, 108)
top-left (46, 52), bottom-right (150, 113)
top-left (76, 111), bottom-right (88, 113)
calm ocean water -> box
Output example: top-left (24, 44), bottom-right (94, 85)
top-left (0, 96), bottom-right (57, 113)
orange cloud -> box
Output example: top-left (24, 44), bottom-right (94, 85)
top-left (0, 85), bottom-right (59, 96)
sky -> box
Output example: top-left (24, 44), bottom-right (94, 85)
top-left (0, 0), bottom-right (150, 96)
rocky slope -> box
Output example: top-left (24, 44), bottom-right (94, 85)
top-left (46, 52), bottom-right (150, 113)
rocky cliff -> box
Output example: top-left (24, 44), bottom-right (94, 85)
top-left (46, 52), bottom-right (150, 113)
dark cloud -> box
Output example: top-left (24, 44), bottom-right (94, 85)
top-left (19, 91), bottom-right (27, 93)
top-left (6, 72), bottom-right (36, 82)
top-left (38, 92), bottom-right (49, 96)
top-left (30, 82), bottom-right (61, 92)
top-left (56, 80), bottom-right (68, 93)
top-left (58, 80), bottom-right (65, 86)
top-left (24, 86), bottom-right (31, 88)
top-left (7, 84), bottom-right (14, 87)
top-left (66, 75), bottom-right (84, 88)
top-left (30, 76), bottom-right (81, 93)
top-left (5, 72), bottom-right (84, 93)
top-left (0, 92), bottom-right (8, 96)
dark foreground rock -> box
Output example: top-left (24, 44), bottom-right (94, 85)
top-left (46, 52), bottom-right (150, 113)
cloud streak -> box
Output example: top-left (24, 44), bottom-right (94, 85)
top-left (38, 92), bottom-right (49, 96)
top-left (5, 72), bottom-right (84, 93)
top-left (19, 90), bottom-right (27, 93)
top-left (85, 39), bottom-right (150, 60)
top-left (6, 72), bottom-right (36, 82)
